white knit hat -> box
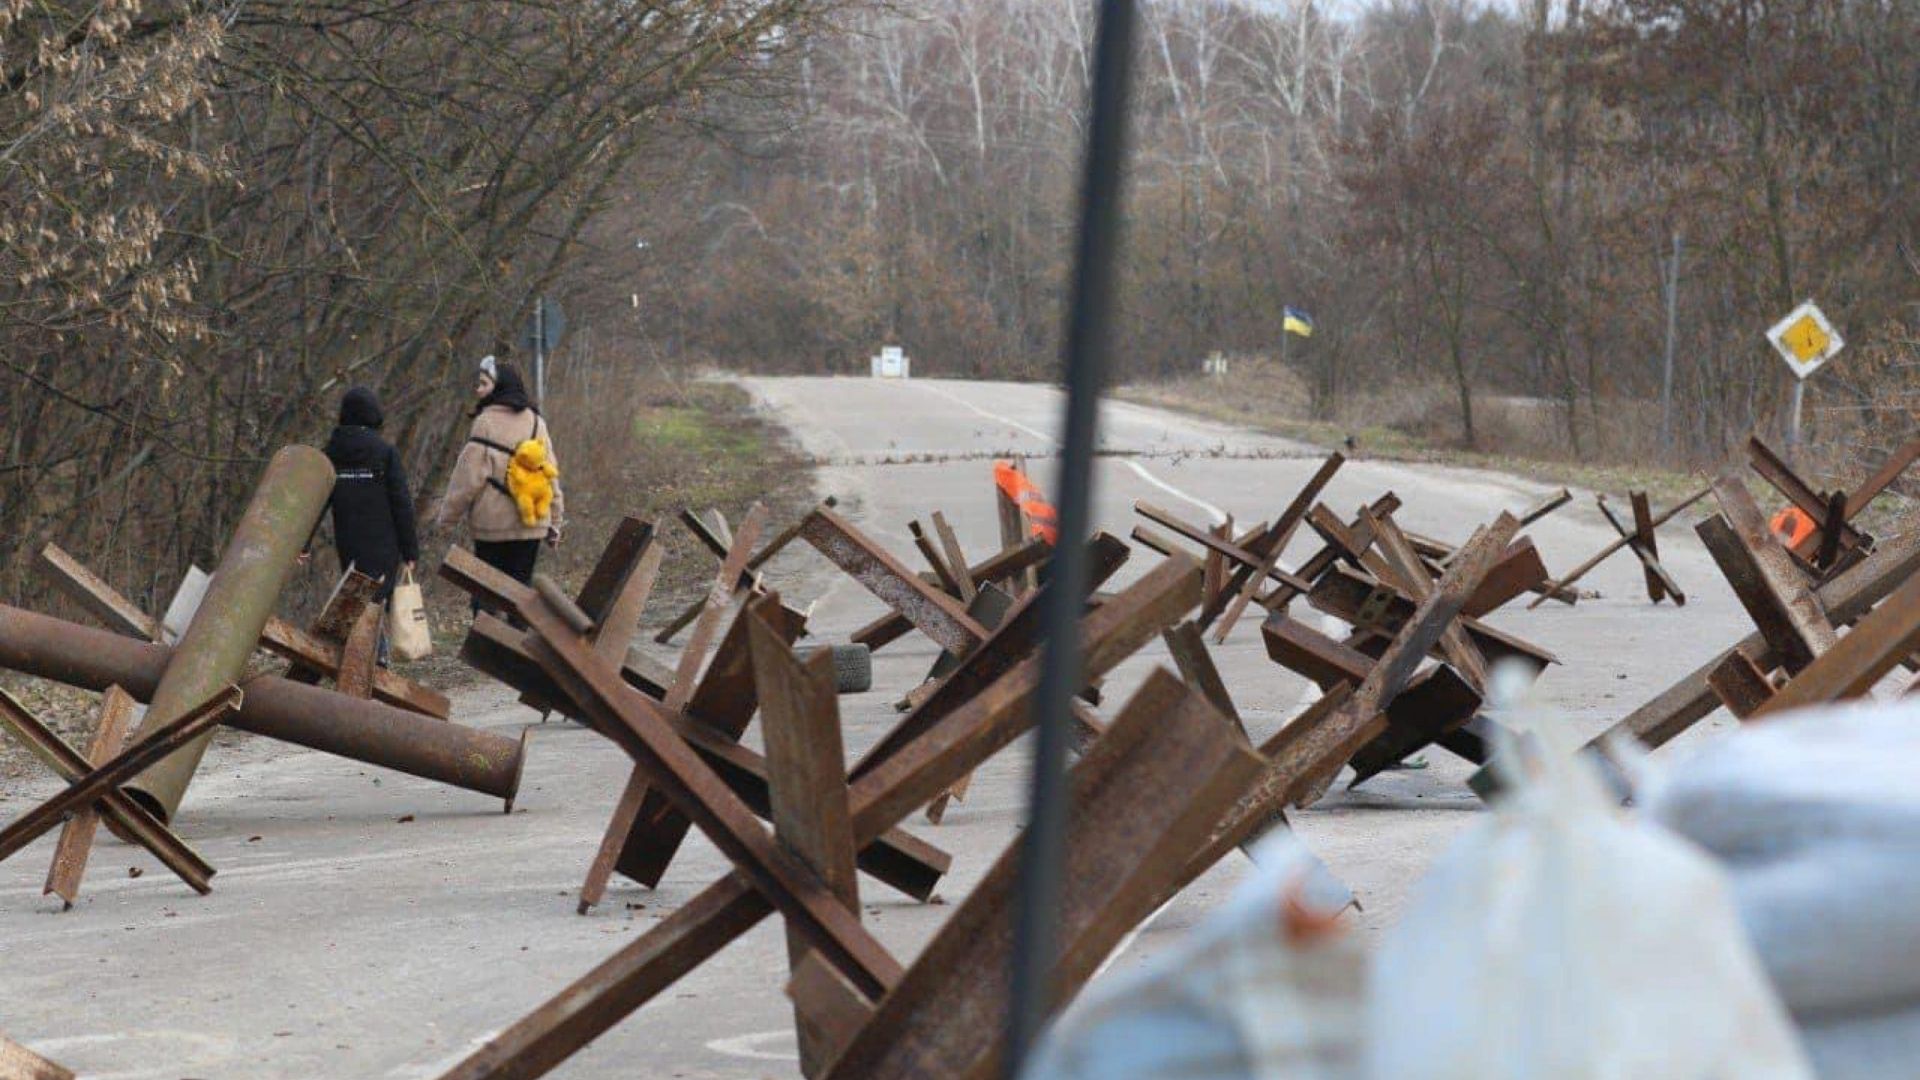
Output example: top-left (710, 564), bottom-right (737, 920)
top-left (478, 354), bottom-right (498, 380)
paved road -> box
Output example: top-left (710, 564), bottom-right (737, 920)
top-left (0, 377), bottom-right (1756, 1079)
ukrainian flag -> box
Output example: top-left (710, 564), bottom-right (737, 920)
top-left (1283, 306), bottom-right (1315, 338)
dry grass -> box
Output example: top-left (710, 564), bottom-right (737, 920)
top-left (1120, 361), bottom-right (1707, 507)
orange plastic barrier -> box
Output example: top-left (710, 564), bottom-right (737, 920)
top-left (994, 460), bottom-right (1059, 545)
top-left (1770, 506), bottom-right (1816, 548)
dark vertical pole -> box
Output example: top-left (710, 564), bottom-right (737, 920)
top-left (1005, 0), bottom-right (1137, 1072)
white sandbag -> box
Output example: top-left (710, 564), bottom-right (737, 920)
top-left (1797, 1000), bottom-right (1920, 1080)
top-left (1366, 666), bottom-right (1811, 1080)
top-left (1645, 698), bottom-right (1920, 861)
top-left (1645, 702), bottom-right (1920, 1015)
top-left (1024, 832), bottom-right (1363, 1080)
top-left (1716, 841), bottom-right (1920, 1016)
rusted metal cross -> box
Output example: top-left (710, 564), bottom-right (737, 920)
top-left (1745, 434), bottom-right (1920, 581)
top-left (1688, 470), bottom-right (1920, 720)
top-left (0, 688), bottom-right (242, 897)
top-left (0, 686), bottom-right (213, 904)
top-left (1263, 513), bottom-right (1530, 800)
top-left (443, 509), bottom-right (953, 911)
top-left (1525, 485), bottom-right (1712, 609)
top-left (434, 555), bottom-right (1210, 1080)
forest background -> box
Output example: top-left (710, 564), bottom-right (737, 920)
top-left (2, 0), bottom-right (1914, 610)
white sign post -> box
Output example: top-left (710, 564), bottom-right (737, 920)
top-left (1766, 300), bottom-right (1844, 460)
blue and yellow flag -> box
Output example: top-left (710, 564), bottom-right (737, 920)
top-left (1283, 306), bottom-right (1315, 338)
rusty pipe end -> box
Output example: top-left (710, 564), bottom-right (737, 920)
top-left (503, 727), bottom-right (532, 814)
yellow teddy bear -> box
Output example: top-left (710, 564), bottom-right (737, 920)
top-left (507, 439), bottom-right (559, 525)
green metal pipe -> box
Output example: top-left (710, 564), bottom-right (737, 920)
top-left (124, 445), bottom-right (335, 821)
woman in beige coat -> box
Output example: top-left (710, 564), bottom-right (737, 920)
top-left (435, 357), bottom-right (563, 607)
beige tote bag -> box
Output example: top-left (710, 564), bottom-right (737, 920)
top-left (389, 567), bottom-right (433, 661)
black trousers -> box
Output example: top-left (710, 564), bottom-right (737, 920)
top-left (472, 538), bottom-right (542, 616)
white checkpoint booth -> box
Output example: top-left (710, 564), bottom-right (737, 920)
top-left (870, 346), bottom-right (911, 379)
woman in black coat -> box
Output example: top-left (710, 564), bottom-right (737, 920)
top-left (318, 387), bottom-right (421, 601)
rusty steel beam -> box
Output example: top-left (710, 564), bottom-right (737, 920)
top-left (1288, 498), bottom-right (1399, 602)
top-left (1747, 436), bottom-right (1870, 566)
top-left (511, 588), bottom-right (903, 1000)
top-left (38, 544), bottom-right (162, 640)
top-left (1308, 565), bottom-right (1557, 674)
top-left (1516, 487), bottom-right (1573, 527)
top-left (0, 687), bottom-right (213, 895)
top-left (1526, 484), bottom-right (1712, 609)
top-left (655, 499), bottom-right (837, 644)
top-left (0, 604), bottom-right (527, 806)
top-left (260, 617), bottom-right (449, 717)
top-left (1845, 436), bottom-right (1920, 519)
top-left (456, 610), bottom-right (948, 900)
top-left (848, 533), bottom-right (1131, 784)
top-left (1630, 492), bottom-right (1673, 601)
top-left (0, 1033), bottom-right (73, 1080)
top-left (1345, 666), bottom-right (1482, 787)
top-left (442, 549), bottom-right (948, 903)
top-left (801, 508), bottom-right (987, 655)
top-left (1696, 516), bottom-right (1826, 672)
top-left (1590, 508), bottom-right (1920, 754)
top-left (817, 671), bottom-right (1263, 1079)
top-left (40, 543), bottom-right (448, 718)
top-left (1751, 567), bottom-right (1920, 718)
top-left (929, 512), bottom-right (975, 604)
top-left (679, 508), bottom-right (732, 561)
top-left (1594, 495), bottom-right (1685, 604)
top-left (849, 538), bottom-right (1050, 653)
top-left (747, 605), bottom-right (871, 1076)
top-left (909, 520), bottom-right (967, 599)
top-left (307, 569), bottom-right (382, 645)
top-left (1161, 621), bottom-right (1245, 738)
top-left (1364, 508), bottom-right (1489, 688)
top-left (1267, 514), bottom-right (1520, 805)
top-left (1706, 650), bottom-right (1777, 719)
top-left (588, 505), bottom-right (770, 910)
top-left (573, 518), bottom-right (656, 625)
top-left (1133, 502), bottom-right (1316, 595)
top-left (1161, 685), bottom-right (1351, 903)
top-left (593, 542), bottom-right (663, 668)
top-left (917, 584), bottom-right (1020, 823)
top-left (1203, 452), bottom-right (1345, 635)
top-left (123, 446), bottom-right (334, 820)
top-left (1700, 471), bottom-right (1839, 671)
top-left (0, 687), bottom-right (242, 863)
top-left (1459, 538), bottom-right (1551, 617)
top-left (587, 509), bottom-right (766, 911)
top-left (1260, 614), bottom-right (1493, 787)
top-left (42, 687), bottom-right (135, 907)
top-left (432, 555), bottom-right (1201, 1080)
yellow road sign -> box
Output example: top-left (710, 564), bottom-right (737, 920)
top-left (1766, 300), bottom-right (1843, 380)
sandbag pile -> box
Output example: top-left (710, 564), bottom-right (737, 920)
top-left (1033, 676), bottom-right (1814, 1080)
top-left (1647, 700), bottom-right (1920, 1079)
